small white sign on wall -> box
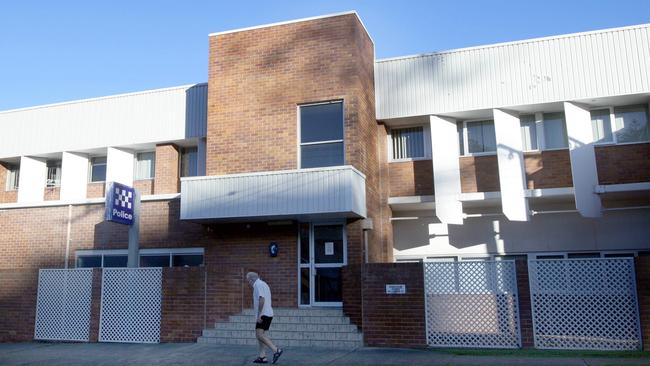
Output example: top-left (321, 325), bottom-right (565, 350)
top-left (385, 284), bottom-right (406, 294)
top-left (325, 242), bottom-right (334, 256)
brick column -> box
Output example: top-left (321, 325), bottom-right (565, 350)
top-left (154, 144), bottom-right (180, 194)
top-left (341, 264), bottom-right (363, 330)
top-left (635, 256), bottom-right (650, 351)
top-left (515, 259), bottom-right (534, 348)
top-left (89, 268), bottom-right (102, 342)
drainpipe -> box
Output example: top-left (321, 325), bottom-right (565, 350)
top-left (361, 219), bottom-right (373, 263)
top-left (64, 204), bottom-right (72, 268)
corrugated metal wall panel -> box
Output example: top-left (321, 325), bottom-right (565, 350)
top-left (376, 24), bottom-right (650, 120)
top-left (0, 84), bottom-right (207, 158)
top-left (180, 166), bottom-right (367, 221)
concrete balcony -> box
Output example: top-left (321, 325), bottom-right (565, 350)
top-left (180, 165), bottom-right (366, 222)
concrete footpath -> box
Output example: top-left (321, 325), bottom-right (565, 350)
top-left (0, 343), bottom-right (649, 366)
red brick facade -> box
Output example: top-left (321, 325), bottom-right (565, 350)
top-left (524, 150), bottom-right (573, 189)
top-left (460, 155), bottom-right (501, 193)
top-left (44, 187), bottom-right (61, 201)
top-left (636, 256), bottom-right (650, 351)
top-left (596, 143), bottom-right (650, 185)
top-left (86, 182), bottom-right (105, 198)
top-left (133, 179), bottom-right (154, 196)
top-left (388, 160), bottom-right (434, 197)
top-left (0, 162), bottom-right (18, 204)
top-left (154, 144), bottom-right (180, 194)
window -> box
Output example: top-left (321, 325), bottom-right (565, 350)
top-left (391, 127), bottom-right (425, 160)
top-left (464, 120), bottom-right (496, 154)
top-left (542, 113), bottom-right (568, 149)
top-left (299, 101), bottom-right (344, 168)
top-left (46, 160), bottom-right (62, 187)
top-left (134, 152), bottom-right (155, 180)
top-left (591, 109), bottom-right (613, 143)
top-left (181, 147), bottom-right (198, 177)
top-left (76, 248), bottom-right (204, 268)
top-left (5, 164), bottom-right (19, 191)
top-left (520, 115), bottom-right (538, 151)
top-left (614, 105), bottom-right (650, 143)
top-left (90, 157), bottom-right (107, 182)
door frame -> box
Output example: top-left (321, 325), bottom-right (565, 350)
top-left (297, 221), bottom-right (347, 307)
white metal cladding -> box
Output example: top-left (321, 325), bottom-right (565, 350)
top-left (423, 260), bottom-right (521, 348)
top-left (34, 269), bottom-right (93, 342)
top-left (99, 268), bottom-right (162, 344)
top-left (528, 258), bottom-right (641, 350)
top-left (180, 166), bottom-right (367, 221)
top-left (0, 83), bottom-right (207, 158)
top-left (376, 24), bottom-right (650, 120)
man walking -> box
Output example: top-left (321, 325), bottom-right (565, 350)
top-left (246, 272), bottom-right (283, 364)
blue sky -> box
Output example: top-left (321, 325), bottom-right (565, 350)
top-left (1, 0), bottom-right (649, 110)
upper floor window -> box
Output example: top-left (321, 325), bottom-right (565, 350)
top-left (5, 164), bottom-right (19, 191)
top-left (591, 105), bottom-right (649, 145)
top-left (89, 157), bottom-right (107, 182)
top-left (462, 120), bottom-right (496, 155)
top-left (181, 147), bottom-right (198, 177)
top-left (520, 115), bottom-right (538, 151)
top-left (391, 126), bottom-right (427, 160)
top-left (134, 152), bottom-right (155, 180)
top-left (299, 101), bottom-right (344, 169)
top-left (542, 112), bottom-right (568, 149)
top-left (46, 160), bottom-right (62, 187)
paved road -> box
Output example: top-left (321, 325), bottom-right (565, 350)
top-left (0, 343), bottom-right (648, 366)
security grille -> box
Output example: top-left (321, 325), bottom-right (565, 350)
top-left (34, 269), bottom-right (93, 341)
top-left (423, 260), bottom-right (521, 348)
top-left (99, 268), bottom-right (162, 343)
top-left (529, 258), bottom-right (641, 350)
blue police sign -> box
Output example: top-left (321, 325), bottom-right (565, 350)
top-left (105, 182), bottom-right (135, 225)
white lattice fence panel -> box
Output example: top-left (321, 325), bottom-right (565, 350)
top-left (99, 268), bottom-right (162, 343)
top-left (34, 269), bottom-right (93, 341)
top-left (529, 258), bottom-right (641, 350)
top-left (423, 261), bottom-right (521, 348)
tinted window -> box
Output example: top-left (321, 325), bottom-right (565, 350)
top-left (104, 255), bottom-right (128, 267)
top-left (172, 254), bottom-right (203, 267)
top-left (300, 143), bottom-right (344, 169)
top-left (140, 255), bottom-right (170, 267)
top-left (300, 103), bottom-right (343, 143)
top-left (77, 255), bottom-right (102, 268)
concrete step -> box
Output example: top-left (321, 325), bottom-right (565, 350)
top-left (227, 314), bottom-right (350, 325)
top-left (240, 308), bottom-right (344, 317)
top-left (197, 336), bottom-right (361, 349)
top-left (202, 329), bottom-right (363, 342)
top-left (215, 321), bottom-right (358, 333)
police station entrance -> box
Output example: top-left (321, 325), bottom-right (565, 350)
top-left (298, 223), bottom-right (347, 307)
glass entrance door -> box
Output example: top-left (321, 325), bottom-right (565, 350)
top-left (298, 223), bottom-right (347, 307)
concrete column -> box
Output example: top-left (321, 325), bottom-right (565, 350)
top-left (60, 152), bottom-right (89, 201)
top-left (17, 156), bottom-right (46, 203)
top-left (564, 101), bottom-right (602, 217)
top-left (493, 109), bottom-right (529, 221)
top-left (197, 138), bottom-right (207, 176)
top-left (106, 147), bottom-right (134, 187)
top-left (429, 115), bottom-right (463, 225)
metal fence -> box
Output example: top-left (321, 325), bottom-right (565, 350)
top-left (529, 258), bottom-right (641, 350)
top-left (99, 268), bottom-right (162, 343)
top-left (423, 260), bottom-right (521, 348)
top-left (34, 269), bottom-right (93, 341)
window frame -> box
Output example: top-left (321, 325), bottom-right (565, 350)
top-left (388, 124), bottom-right (431, 162)
top-left (46, 160), bottom-right (62, 188)
top-left (297, 100), bottom-right (345, 169)
top-left (180, 146), bottom-right (198, 178)
top-left (590, 104), bottom-right (650, 146)
top-left (75, 247), bottom-right (204, 268)
top-left (88, 156), bottom-right (107, 183)
top-left (5, 164), bottom-right (20, 191)
top-left (133, 151), bottom-right (156, 180)
top-left (461, 119), bottom-right (497, 156)
top-left (519, 114), bottom-right (539, 152)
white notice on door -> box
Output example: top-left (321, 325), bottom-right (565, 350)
top-left (325, 242), bottom-right (334, 255)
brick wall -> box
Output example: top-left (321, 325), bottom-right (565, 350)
top-left (515, 259), bottom-right (534, 348)
top-left (636, 256), bottom-right (650, 351)
top-left (596, 143), bottom-right (650, 185)
top-left (388, 160), bottom-right (434, 197)
top-left (0, 162), bottom-right (18, 204)
top-left (86, 182), bottom-right (105, 198)
top-left (0, 268), bottom-right (38, 342)
top-left (460, 155), bottom-right (501, 193)
top-left (362, 263), bottom-right (427, 347)
top-left (160, 267), bottom-right (206, 342)
top-left (133, 179), bottom-right (154, 196)
top-left (342, 264), bottom-right (363, 330)
top-left (154, 144), bottom-right (180, 194)
top-left (44, 187), bottom-right (61, 201)
top-left (524, 150), bottom-right (573, 189)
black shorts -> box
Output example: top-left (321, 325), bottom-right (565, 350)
top-left (255, 315), bottom-right (273, 331)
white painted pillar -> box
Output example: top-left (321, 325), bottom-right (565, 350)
top-left (60, 152), bottom-right (89, 201)
top-left (564, 102), bottom-right (602, 217)
top-left (493, 109), bottom-right (529, 221)
top-left (429, 115), bottom-right (463, 225)
top-left (17, 156), bottom-right (46, 203)
top-left (106, 147), bottom-right (134, 187)
top-left (197, 138), bottom-right (207, 176)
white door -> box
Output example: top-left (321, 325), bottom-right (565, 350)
top-left (298, 222), bottom-right (347, 307)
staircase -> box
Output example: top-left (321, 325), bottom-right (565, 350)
top-left (197, 308), bottom-right (363, 348)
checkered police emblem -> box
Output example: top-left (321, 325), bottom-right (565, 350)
top-left (105, 182), bottom-right (136, 225)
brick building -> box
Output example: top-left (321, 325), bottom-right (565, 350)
top-left (1, 12), bottom-right (650, 346)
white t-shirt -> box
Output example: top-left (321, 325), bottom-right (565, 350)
top-left (252, 279), bottom-right (274, 318)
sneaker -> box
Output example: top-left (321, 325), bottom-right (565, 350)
top-left (253, 356), bottom-right (268, 364)
top-left (272, 348), bottom-right (283, 364)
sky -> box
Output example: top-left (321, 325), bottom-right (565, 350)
top-left (1, 0), bottom-right (649, 110)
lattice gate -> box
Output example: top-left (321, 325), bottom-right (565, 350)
top-left (99, 268), bottom-right (162, 343)
top-left (34, 269), bottom-right (94, 341)
top-left (529, 258), bottom-right (641, 350)
top-left (423, 260), bottom-right (521, 348)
